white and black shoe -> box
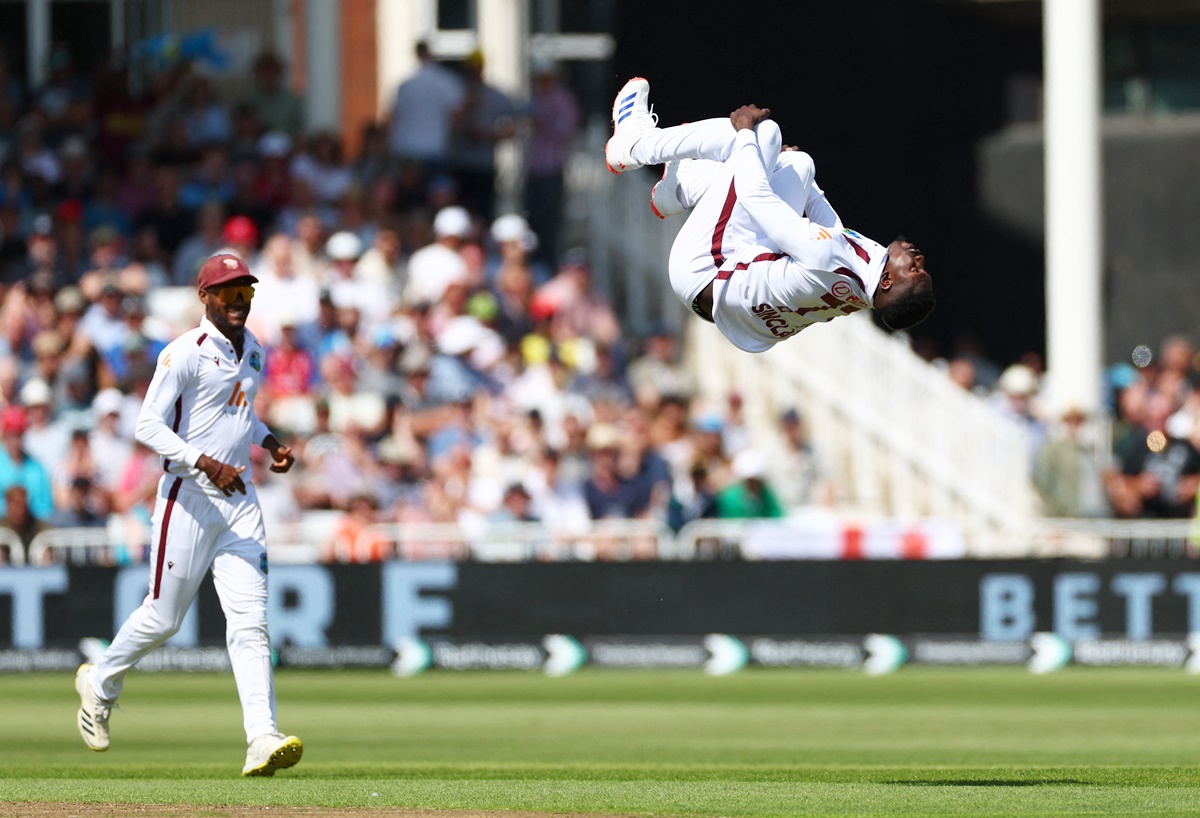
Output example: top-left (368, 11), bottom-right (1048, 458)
top-left (605, 77), bottom-right (658, 174)
top-left (75, 663), bottom-right (113, 752)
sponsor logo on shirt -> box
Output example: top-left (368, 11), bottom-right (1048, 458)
top-left (750, 303), bottom-right (799, 340)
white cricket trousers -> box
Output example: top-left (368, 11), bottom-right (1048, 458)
top-left (631, 118), bottom-right (820, 308)
top-left (93, 475), bottom-right (277, 744)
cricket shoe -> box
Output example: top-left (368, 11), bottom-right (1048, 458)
top-left (605, 77), bottom-right (657, 174)
top-left (650, 160), bottom-right (685, 218)
top-left (75, 663), bottom-right (113, 751)
top-left (242, 732), bottom-right (304, 777)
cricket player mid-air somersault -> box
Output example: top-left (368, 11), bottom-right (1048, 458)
top-left (605, 77), bottom-right (935, 353)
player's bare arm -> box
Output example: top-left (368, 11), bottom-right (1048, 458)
top-left (262, 434), bottom-right (296, 474)
top-left (196, 454), bottom-right (247, 497)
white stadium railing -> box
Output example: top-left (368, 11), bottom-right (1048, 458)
top-left (6, 517), bottom-right (1200, 565)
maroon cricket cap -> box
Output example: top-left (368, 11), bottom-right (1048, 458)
top-left (197, 254), bottom-right (258, 290)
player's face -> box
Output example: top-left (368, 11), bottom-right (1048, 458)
top-left (201, 276), bottom-right (255, 334)
top-left (883, 240), bottom-right (931, 294)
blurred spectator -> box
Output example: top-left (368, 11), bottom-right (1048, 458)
top-left (406, 206), bottom-right (470, 308)
top-left (715, 449), bottom-right (785, 519)
top-left (292, 131), bottom-right (353, 205)
top-left (0, 46), bottom-right (25, 137)
top-left (78, 280), bottom-right (128, 357)
top-left (489, 482), bottom-right (538, 523)
top-left (535, 249), bottom-right (622, 349)
top-left (355, 221), bottom-right (406, 299)
top-left (182, 74), bottom-right (232, 148)
top-left (767, 408), bottom-right (837, 510)
top-left (172, 201), bottom-right (226, 285)
top-left (34, 43), bottom-right (92, 139)
top-left (325, 492), bottom-right (389, 563)
top-left (20, 376), bottom-right (68, 474)
top-left (90, 388), bottom-right (133, 491)
top-left (241, 53), bottom-right (303, 138)
top-left (0, 405), bottom-right (53, 520)
top-left (180, 143), bottom-right (233, 208)
top-left (449, 50), bottom-right (516, 220)
top-left (252, 233), bottom-right (321, 344)
top-left (524, 57), bottom-right (580, 267)
top-left (2, 485), bottom-right (44, 563)
top-left (135, 164), bottom-right (194, 257)
top-left (627, 325), bottom-right (693, 407)
top-left (323, 230), bottom-right (388, 327)
top-left (84, 165), bottom-right (133, 238)
top-left (992, 363), bottom-right (1047, 464)
top-left (263, 317), bottom-right (317, 435)
top-left (16, 116), bottom-right (62, 186)
top-left (1033, 406), bottom-right (1108, 518)
top-left (50, 475), bottom-right (105, 528)
top-left (1107, 421), bottom-right (1200, 519)
top-left (385, 41), bottom-right (464, 174)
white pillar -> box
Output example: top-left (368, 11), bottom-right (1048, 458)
top-left (477, 0), bottom-right (529, 215)
top-left (27, 0), bottom-right (50, 90)
top-left (376, 0), bottom-right (435, 116)
top-left (1043, 0), bottom-right (1103, 413)
top-left (304, 0), bottom-right (342, 134)
top-left (111, 0), bottom-right (126, 51)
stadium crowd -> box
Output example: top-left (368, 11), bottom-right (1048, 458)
top-left (0, 42), bottom-right (1193, 566)
top-left (0, 43), bottom-right (830, 566)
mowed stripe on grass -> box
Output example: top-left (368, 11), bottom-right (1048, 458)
top-left (3, 667), bottom-right (1200, 816)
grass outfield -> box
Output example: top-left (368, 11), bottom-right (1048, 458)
top-left (3, 667), bottom-right (1200, 816)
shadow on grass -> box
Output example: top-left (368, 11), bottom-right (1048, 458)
top-left (889, 779), bottom-right (1090, 787)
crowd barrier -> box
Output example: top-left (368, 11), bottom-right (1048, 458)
top-left (3, 515), bottom-right (1199, 567)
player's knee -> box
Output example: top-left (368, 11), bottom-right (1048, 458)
top-left (781, 151), bottom-right (815, 183)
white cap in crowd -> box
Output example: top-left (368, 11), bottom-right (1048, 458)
top-left (433, 206), bottom-right (471, 239)
top-left (326, 231), bottom-right (364, 261)
top-left (490, 214), bottom-right (538, 252)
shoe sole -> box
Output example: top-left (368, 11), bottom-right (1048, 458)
top-left (75, 664), bottom-right (108, 752)
top-left (605, 76), bottom-right (649, 175)
top-left (242, 736), bottom-right (304, 777)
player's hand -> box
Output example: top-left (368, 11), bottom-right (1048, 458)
top-left (199, 455), bottom-right (247, 496)
top-left (782, 144), bottom-right (800, 152)
top-left (269, 445), bottom-right (295, 474)
top-left (730, 105), bottom-right (771, 131)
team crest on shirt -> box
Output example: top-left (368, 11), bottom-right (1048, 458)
top-left (260, 552), bottom-right (269, 574)
top-left (249, 350), bottom-right (262, 372)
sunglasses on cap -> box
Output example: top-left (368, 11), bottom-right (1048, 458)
top-left (207, 285), bottom-right (255, 303)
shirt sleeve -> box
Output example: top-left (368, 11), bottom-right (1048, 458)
top-left (804, 181), bottom-right (843, 230)
top-left (731, 130), bottom-right (825, 261)
top-left (135, 341), bottom-right (205, 469)
top-left (251, 412), bottom-right (274, 449)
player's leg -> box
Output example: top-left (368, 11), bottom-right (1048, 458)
top-left (79, 479), bottom-right (217, 750)
top-left (606, 77), bottom-right (739, 174)
top-left (213, 492), bottom-right (302, 776)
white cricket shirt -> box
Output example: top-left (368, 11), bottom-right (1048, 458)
top-left (135, 315), bottom-right (273, 493)
top-left (712, 130), bottom-right (890, 353)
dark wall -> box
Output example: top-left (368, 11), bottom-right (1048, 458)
top-left (611, 0), bottom-right (1046, 363)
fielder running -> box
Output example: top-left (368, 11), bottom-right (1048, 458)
top-left (605, 78), bottom-right (935, 353)
top-left (75, 253), bottom-right (303, 777)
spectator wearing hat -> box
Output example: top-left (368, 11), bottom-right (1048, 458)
top-left (1033, 406), bottom-right (1108, 518)
top-left (20, 377), bottom-right (69, 476)
top-left (0, 405), bottom-right (53, 520)
top-left (715, 449), bottom-right (785, 519)
top-left (449, 49), bottom-right (516, 222)
top-left (385, 41), bottom-right (465, 175)
top-left (242, 52), bottom-right (303, 138)
top-left (991, 363), bottom-right (1048, 468)
top-left (55, 135), bottom-right (93, 204)
top-left (323, 230), bottom-right (389, 328)
top-left (525, 57), bottom-right (580, 267)
top-left (89, 388), bottom-right (133, 493)
top-left (220, 214), bottom-right (260, 267)
top-left (405, 206), bottom-right (471, 308)
top-left (21, 212), bottom-right (68, 291)
top-left (354, 220), bottom-right (406, 296)
top-left (252, 131), bottom-right (293, 208)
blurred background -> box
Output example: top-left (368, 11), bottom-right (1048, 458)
top-left (2, 0), bottom-right (1200, 673)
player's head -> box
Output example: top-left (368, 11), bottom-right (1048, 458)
top-left (874, 238), bottom-right (935, 330)
top-left (198, 253), bottom-right (258, 335)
